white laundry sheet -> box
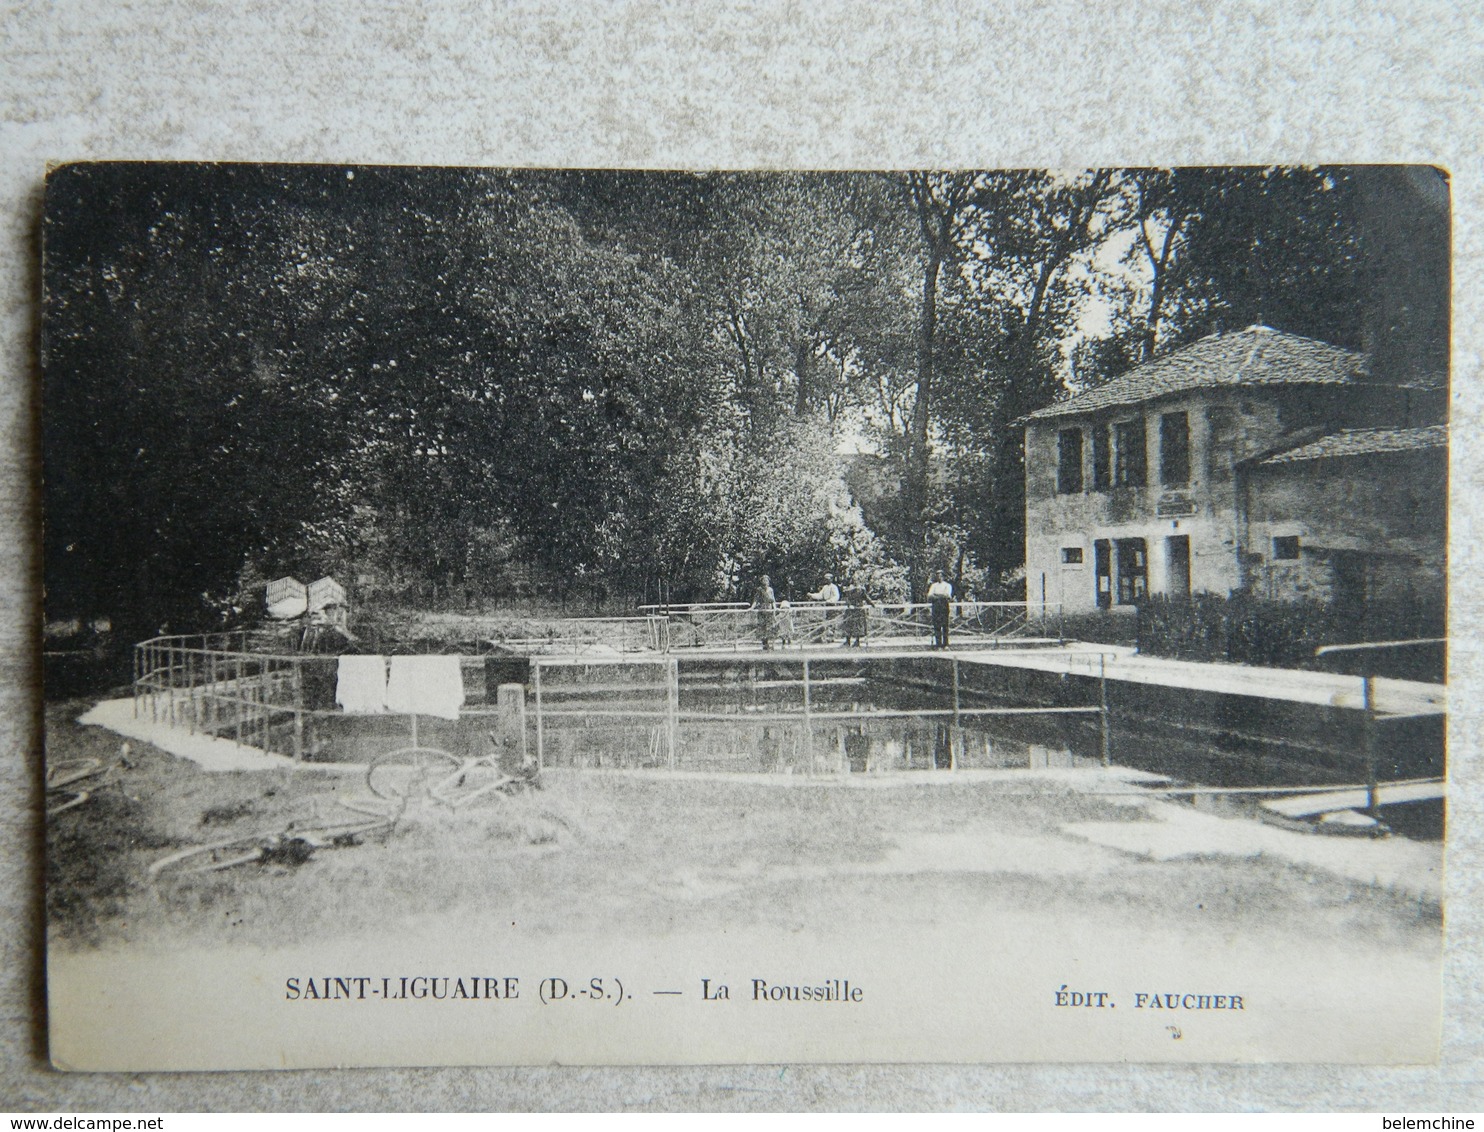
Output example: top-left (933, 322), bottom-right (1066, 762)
top-left (383, 654), bottom-right (466, 720)
top-left (335, 655), bottom-right (388, 714)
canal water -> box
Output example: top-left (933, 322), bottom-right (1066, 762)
top-left (526, 657), bottom-right (1094, 774)
top-left (299, 654), bottom-right (1443, 839)
top-left (526, 656), bottom-right (1445, 839)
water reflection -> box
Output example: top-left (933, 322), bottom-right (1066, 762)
top-left (538, 674), bottom-right (1102, 775)
top-left (517, 657), bottom-right (1439, 807)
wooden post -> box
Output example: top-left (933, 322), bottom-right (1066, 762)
top-left (496, 683), bottom-right (528, 771)
top-left (1363, 674), bottom-right (1379, 819)
top-left (667, 657), bottom-right (680, 768)
top-left (167, 642), bottom-right (177, 726)
top-left (234, 655), bottom-right (243, 748)
top-left (262, 661), bottom-right (271, 754)
top-left (1099, 654), bottom-right (1112, 768)
top-left (802, 657), bottom-right (813, 772)
top-left (534, 660), bottom-right (545, 771)
top-left (293, 659), bottom-right (304, 762)
top-left (951, 656), bottom-right (961, 772)
top-left (186, 649), bottom-right (196, 734)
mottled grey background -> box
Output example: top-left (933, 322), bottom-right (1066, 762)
top-left (3, 0), bottom-right (1480, 1112)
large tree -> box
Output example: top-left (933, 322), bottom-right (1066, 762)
top-left (891, 170), bottom-right (1121, 588)
top-left (44, 165), bottom-right (1396, 636)
top-left (1084, 167), bottom-right (1371, 383)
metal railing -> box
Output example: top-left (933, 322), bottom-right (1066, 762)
top-left (134, 632), bottom-right (1109, 773)
top-left (133, 634), bottom-right (311, 758)
top-left (486, 615), bottom-right (672, 655)
top-left (133, 635), bottom-right (502, 761)
top-left (648, 601), bottom-right (1063, 651)
top-left (1314, 638), bottom-right (1449, 819)
top-left (131, 599), bottom-right (1068, 764)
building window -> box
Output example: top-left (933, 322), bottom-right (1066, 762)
top-left (1273, 535), bottom-right (1300, 560)
top-left (1160, 411), bottom-right (1190, 486)
top-left (1205, 405), bottom-right (1235, 484)
top-left (1115, 538), bottom-right (1148, 604)
top-left (1061, 547), bottom-right (1084, 565)
top-left (1091, 424), bottom-right (1111, 490)
top-left (1114, 419), bottom-right (1146, 487)
top-left (1057, 428), bottom-right (1084, 494)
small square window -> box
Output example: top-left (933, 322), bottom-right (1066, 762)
top-left (1061, 547), bottom-right (1084, 565)
top-left (1273, 536), bottom-right (1300, 560)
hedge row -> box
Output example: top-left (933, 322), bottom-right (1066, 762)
top-left (1132, 593), bottom-right (1445, 679)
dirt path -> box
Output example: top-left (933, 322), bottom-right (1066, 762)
top-left (78, 697), bottom-right (301, 772)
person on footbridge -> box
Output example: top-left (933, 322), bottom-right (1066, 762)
top-left (928, 571), bottom-right (954, 649)
top-left (750, 575), bottom-right (778, 651)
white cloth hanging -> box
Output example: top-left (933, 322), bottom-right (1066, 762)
top-left (384, 655), bottom-right (466, 721)
top-left (335, 655), bottom-right (388, 714)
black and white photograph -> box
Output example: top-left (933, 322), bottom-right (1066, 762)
top-left (40, 163), bottom-right (1447, 1070)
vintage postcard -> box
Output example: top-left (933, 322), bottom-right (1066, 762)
top-left (41, 163), bottom-right (1446, 1070)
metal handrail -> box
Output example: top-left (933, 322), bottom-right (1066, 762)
top-left (1314, 638), bottom-right (1446, 656)
top-left (1312, 637), bottom-right (1449, 821)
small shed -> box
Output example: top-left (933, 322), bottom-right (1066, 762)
top-left (265, 576), bottom-right (308, 620)
top-left (307, 576), bottom-right (347, 613)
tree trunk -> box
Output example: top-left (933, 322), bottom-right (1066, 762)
top-left (1141, 211), bottom-right (1183, 361)
top-left (793, 339), bottom-right (811, 417)
top-left (906, 248), bottom-right (942, 598)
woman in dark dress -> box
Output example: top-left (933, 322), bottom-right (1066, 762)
top-left (842, 582), bottom-right (870, 648)
top-left (751, 575), bottom-right (777, 651)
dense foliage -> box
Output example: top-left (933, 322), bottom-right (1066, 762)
top-left (43, 165), bottom-right (1414, 635)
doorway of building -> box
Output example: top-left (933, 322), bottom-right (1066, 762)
top-left (1166, 534), bottom-right (1191, 598)
top-left (1094, 540), bottom-right (1112, 610)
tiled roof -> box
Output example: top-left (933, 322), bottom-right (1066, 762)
top-left (1258, 424), bottom-right (1448, 465)
top-left (1023, 325), bottom-right (1367, 422)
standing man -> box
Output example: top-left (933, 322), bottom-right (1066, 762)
top-left (751, 574), bottom-right (777, 651)
top-left (808, 573), bottom-right (841, 603)
top-left (808, 572), bottom-right (841, 642)
top-left (927, 570), bottom-right (954, 649)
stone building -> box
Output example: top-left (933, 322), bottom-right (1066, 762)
top-left (1021, 325), bottom-right (1445, 615)
top-left (1241, 425), bottom-right (1446, 617)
